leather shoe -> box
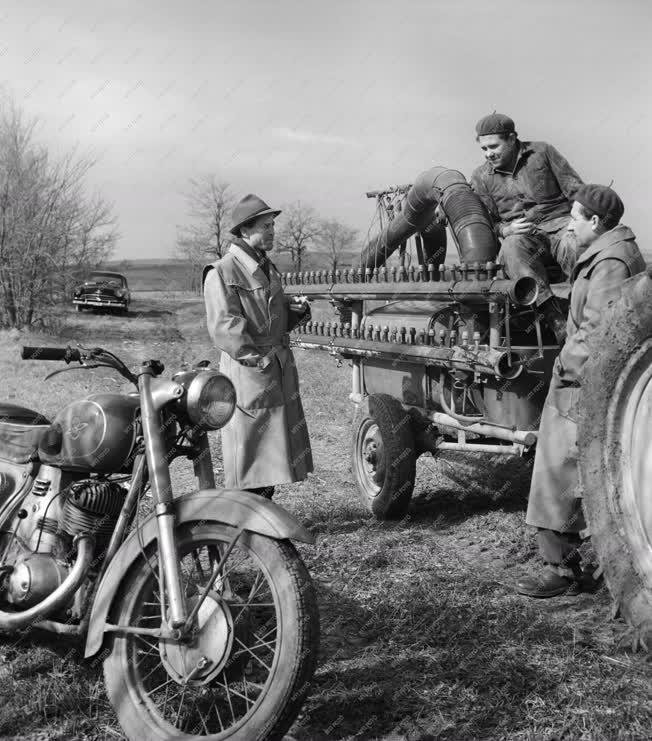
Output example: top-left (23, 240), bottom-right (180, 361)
top-left (516, 569), bottom-right (579, 598)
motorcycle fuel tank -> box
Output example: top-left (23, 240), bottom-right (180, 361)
top-left (38, 394), bottom-right (140, 473)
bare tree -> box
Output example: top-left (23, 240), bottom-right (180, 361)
top-left (318, 218), bottom-right (358, 272)
top-left (175, 177), bottom-right (235, 291)
top-left (0, 100), bottom-right (118, 328)
top-left (275, 202), bottom-right (321, 272)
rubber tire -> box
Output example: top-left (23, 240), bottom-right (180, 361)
top-left (75, 305), bottom-right (83, 312)
top-left (352, 393), bottom-right (416, 520)
top-left (103, 522), bottom-right (320, 741)
top-left (578, 270), bottom-right (652, 637)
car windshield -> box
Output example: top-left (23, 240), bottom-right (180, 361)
top-left (89, 272), bottom-right (127, 287)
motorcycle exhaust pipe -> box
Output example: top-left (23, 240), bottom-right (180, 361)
top-left (0, 534), bottom-right (94, 631)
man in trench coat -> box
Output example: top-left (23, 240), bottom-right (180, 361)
top-left (517, 184), bottom-right (646, 597)
top-left (203, 194), bottom-right (313, 498)
top-left (471, 113), bottom-right (583, 345)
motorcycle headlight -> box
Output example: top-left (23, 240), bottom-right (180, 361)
top-left (184, 370), bottom-right (236, 430)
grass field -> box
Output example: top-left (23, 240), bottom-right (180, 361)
top-left (0, 293), bottom-right (651, 741)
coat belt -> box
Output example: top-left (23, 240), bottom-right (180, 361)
top-left (256, 334), bottom-right (290, 351)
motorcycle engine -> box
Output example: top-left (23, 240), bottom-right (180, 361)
top-left (59, 479), bottom-right (126, 552)
top-left (0, 476), bottom-right (125, 610)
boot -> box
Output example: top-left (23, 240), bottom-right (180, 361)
top-left (541, 296), bottom-right (568, 347)
top-left (516, 567), bottom-right (580, 598)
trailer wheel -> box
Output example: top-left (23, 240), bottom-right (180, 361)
top-left (578, 270), bottom-right (652, 644)
top-left (352, 394), bottom-right (416, 519)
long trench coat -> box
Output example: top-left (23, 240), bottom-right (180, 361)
top-left (203, 241), bottom-right (313, 489)
top-left (526, 224), bottom-right (646, 532)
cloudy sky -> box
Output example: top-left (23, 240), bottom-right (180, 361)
top-left (2, 0), bottom-right (651, 259)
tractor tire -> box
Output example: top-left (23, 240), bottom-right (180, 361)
top-left (578, 269), bottom-right (652, 641)
top-left (352, 393), bottom-right (416, 520)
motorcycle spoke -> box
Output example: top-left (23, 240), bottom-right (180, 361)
top-left (149, 675), bottom-right (179, 696)
top-left (192, 697), bottom-right (211, 735)
top-left (219, 551), bottom-right (251, 583)
top-left (174, 685), bottom-right (188, 727)
top-left (221, 674), bottom-right (237, 725)
top-left (139, 658), bottom-right (166, 684)
top-left (233, 637), bottom-right (272, 672)
top-left (216, 677), bottom-right (257, 707)
top-left (246, 570), bottom-right (265, 603)
top-left (134, 634), bottom-right (159, 655)
top-left (191, 549), bottom-right (207, 581)
top-left (231, 634), bottom-right (276, 658)
top-left (162, 684), bottom-right (186, 718)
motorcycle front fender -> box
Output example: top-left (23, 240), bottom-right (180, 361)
top-left (84, 489), bottom-right (315, 658)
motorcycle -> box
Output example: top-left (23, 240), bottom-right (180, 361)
top-left (0, 344), bottom-right (319, 740)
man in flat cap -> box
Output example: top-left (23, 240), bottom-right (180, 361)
top-left (517, 184), bottom-right (646, 597)
top-left (471, 113), bottom-right (584, 344)
top-left (203, 194), bottom-right (313, 499)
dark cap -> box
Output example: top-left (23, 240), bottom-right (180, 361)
top-left (230, 194), bottom-right (282, 236)
top-left (574, 184), bottom-right (624, 225)
top-left (475, 113), bottom-right (516, 137)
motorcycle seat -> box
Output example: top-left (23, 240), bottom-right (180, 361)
top-left (0, 404), bottom-right (51, 463)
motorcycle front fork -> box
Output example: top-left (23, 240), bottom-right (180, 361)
top-left (139, 368), bottom-right (188, 629)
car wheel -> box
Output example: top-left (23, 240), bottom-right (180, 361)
top-left (352, 393), bottom-right (416, 520)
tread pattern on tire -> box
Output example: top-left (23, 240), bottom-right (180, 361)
top-left (578, 273), bottom-right (652, 634)
top-left (354, 393), bottom-right (416, 520)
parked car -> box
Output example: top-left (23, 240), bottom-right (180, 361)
top-left (73, 271), bottom-right (130, 314)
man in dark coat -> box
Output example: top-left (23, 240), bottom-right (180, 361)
top-left (517, 184), bottom-right (646, 597)
top-left (203, 194), bottom-right (313, 499)
top-left (471, 113), bottom-right (583, 344)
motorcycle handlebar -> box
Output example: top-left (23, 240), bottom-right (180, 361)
top-left (21, 346), bottom-right (81, 362)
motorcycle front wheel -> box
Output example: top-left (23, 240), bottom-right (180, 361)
top-left (104, 522), bottom-right (319, 741)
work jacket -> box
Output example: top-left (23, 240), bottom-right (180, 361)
top-left (526, 224), bottom-right (646, 531)
top-left (471, 141), bottom-right (583, 236)
top-left (203, 240), bottom-right (313, 489)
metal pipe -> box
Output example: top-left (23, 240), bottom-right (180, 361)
top-left (0, 535), bottom-right (94, 631)
top-left (101, 454), bottom-right (146, 574)
top-left (429, 411), bottom-right (537, 447)
top-left (435, 442), bottom-right (525, 455)
top-left (291, 334), bottom-right (524, 380)
top-left (284, 275), bottom-right (538, 307)
top-left (33, 620), bottom-right (84, 635)
top-left (350, 302), bottom-right (363, 402)
top-left (489, 302), bottom-right (502, 348)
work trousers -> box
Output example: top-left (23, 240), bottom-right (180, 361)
top-left (498, 220), bottom-right (576, 306)
top-left (537, 527), bottom-right (582, 576)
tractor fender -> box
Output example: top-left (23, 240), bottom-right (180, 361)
top-left (84, 489), bottom-right (314, 658)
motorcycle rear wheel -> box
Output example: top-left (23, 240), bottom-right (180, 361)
top-left (104, 521), bottom-right (319, 740)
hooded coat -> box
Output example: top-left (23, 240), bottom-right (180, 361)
top-left (203, 240), bottom-right (313, 489)
top-left (526, 224), bottom-right (646, 531)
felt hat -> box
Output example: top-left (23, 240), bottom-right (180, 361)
top-left (230, 194), bottom-right (281, 236)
